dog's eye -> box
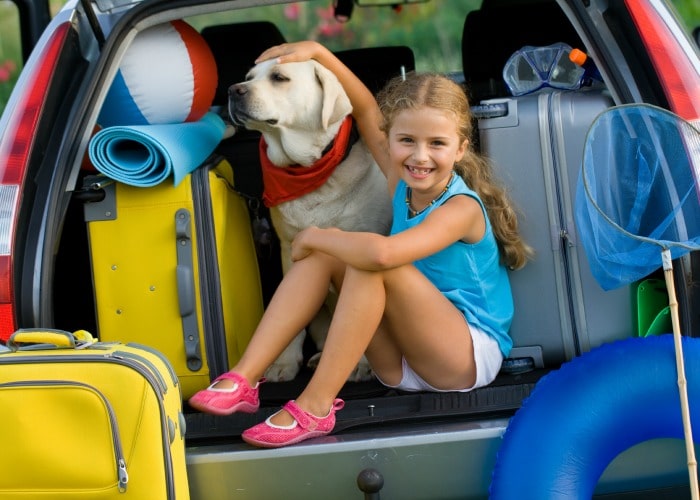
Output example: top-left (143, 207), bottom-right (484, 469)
top-left (270, 72), bottom-right (290, 83)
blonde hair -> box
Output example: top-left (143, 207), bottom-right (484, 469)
top-left (377, 72), bottom-right (533, 270)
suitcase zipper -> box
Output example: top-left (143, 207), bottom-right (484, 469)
top-left (2, 353), bottom-right (167, 400)
top-left (545, 92), bottom-right (581, 356)
top-left (191, 162), bottom-right (229, 377)
top-left (127, 342), bottom-right (181, 390)
top-left (105, 351), bottom-right (177, 500)
top-left (113, 349), bottom-right (169, 396)
top-left (0, 380), bottom-right (129, 493)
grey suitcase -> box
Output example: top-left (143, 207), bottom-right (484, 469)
top-left (474, 88), bottom-right (634, 366)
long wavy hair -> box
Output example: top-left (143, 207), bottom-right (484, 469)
top-left (377, 72), bottom-right (533, 270)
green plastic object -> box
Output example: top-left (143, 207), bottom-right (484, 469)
top-left (636, 279), bottom-right (672, 337)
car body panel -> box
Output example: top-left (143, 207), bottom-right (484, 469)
top-left (186, 419), bottom-right (693, 499)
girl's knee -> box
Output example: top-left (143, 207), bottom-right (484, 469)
top-left (381, 264), bottom-right (420, 288)
top-left (303, 250), bottom-right (344, 271)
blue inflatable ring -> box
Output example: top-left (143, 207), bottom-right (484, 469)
top-left (490, 334), bottom-right (700, 499)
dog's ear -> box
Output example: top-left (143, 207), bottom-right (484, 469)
top-left (314, 62), bottom-right (353, 129)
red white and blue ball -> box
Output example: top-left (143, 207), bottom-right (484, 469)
top-left (98, 20), bottom-right (217, 127)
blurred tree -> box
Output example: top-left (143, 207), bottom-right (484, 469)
top-left (669, 0), bottom-right (700, 32)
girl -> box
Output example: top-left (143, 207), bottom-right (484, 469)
top-left (189, 41), bottom-right (532, 448)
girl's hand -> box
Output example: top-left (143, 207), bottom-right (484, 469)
top-left (255, 41), bottom-right (327, 65)
top-left (291, 226), bottom-right (343, 262)
top-left (290, 226), bottom-right (318, 262)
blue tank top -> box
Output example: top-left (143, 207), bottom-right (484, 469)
top-left (390, 173), bottom-right (514, 357)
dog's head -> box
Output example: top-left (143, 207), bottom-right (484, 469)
top-left (228, 59), bottom-right (353, 166)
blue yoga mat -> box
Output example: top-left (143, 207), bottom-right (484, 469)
top-left (89, 112), bottom-right (226, 187)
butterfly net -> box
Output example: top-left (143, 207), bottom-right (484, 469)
top-left (575, 104), bottom-right (700, 291)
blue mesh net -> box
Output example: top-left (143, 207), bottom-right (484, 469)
top-left (575, 104), bottom-right (700, 291)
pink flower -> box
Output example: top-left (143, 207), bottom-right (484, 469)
top-left (284, 3), bottom-right (300, 20)
top-left (315, 5), bottom-right (345, 37)
top-left (0, 59), bottom-right (16, 83)
top-left (317, 5), bottom-right (334, 20)
top-left (318, 23), bottom-right (333, 36)
top-left (317, 22), bottom-right (344, 37)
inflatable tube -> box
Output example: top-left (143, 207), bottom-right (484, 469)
top-left (490, 335), bottom-right (700, 499)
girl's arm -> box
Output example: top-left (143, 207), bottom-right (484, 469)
top-left (292, 195), bottom-right (485, 270)
top-left (256, 42), bottom-right (394, 184)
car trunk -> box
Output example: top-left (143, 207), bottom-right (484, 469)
top-left (18, 0), bottom-right (700, 498)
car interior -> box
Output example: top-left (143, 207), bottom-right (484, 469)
top-left (53, 0), bottom-right (650, 442)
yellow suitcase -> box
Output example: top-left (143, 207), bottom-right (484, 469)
top-left (83, 157), bottom-right (263, 399)
top-left (0, 329), bottom-right (189, 499)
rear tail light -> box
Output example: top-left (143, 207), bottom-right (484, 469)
top-left (626, 0), bottom-right (700, 120)
top-left (0, 22), bottom-right (72, 340)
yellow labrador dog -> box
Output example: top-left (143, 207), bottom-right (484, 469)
top-left (229, 58), bottom-right (392, 382)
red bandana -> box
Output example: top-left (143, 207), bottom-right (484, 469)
top-left (260, 116), bottom-right (355, 207)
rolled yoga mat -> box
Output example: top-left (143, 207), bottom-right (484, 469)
top-left (88, 112), bottom-right (226, 187)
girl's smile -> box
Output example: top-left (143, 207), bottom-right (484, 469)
top-left (406, 165), bottom-right (433, 178)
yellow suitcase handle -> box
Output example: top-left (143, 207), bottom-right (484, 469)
top-left (7, 329), bottom-right (96, 351)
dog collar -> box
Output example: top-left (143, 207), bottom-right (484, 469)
top-left (259, 116), bottom-right (359, 207)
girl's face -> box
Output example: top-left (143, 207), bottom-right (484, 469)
top-left (388, 106), bottom-right (467, 195)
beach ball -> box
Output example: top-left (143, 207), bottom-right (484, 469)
top-left (98, 20), bottom-right (217, 127)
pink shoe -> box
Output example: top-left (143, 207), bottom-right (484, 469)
top-left (242, 399), bottom-right (345, 448)
top-left (188, 372), bottom-right (263, 416)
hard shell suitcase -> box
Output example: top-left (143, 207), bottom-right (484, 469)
top-left (473, 88), bottom-right (634, 366)
top-left (83, 157), bottom-right (263, 399)
top-left (0, 329), bottom-right (189, 499)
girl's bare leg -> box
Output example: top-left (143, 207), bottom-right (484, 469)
top-left (271, 265), bottom-right (387, 424)
top-left (273, 263), bottom-right (476, 424)
top-left (369, 264), bottom-right (476, 390)
top-left (271, 266), bottom-right (476, 425)
top-left (213, 251), bottom-right (345, 389)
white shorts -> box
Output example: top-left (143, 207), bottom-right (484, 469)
top-left (376, 325), bottom-right (503, 393)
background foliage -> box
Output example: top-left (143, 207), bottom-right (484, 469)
top-left (0, 1), bottom-right (21, 111)
top-left (1, 0), bottom-right (699, 114)
top-left (186, 0), bottom-right (480, 72)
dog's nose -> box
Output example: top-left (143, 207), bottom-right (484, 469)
top-left (229, 84), bottom-right (247, 97)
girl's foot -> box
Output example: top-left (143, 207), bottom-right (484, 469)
top-left (242, 399), bottom-right (345, 448)
top-left (188, 372), bottom-right (263, 416)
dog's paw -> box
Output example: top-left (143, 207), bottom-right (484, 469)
top-left (306, 352), bottom-right (322, 371)
top-left (307, 353), bottom-right (374, 382)
top-left (264, 361), bottom-right (301, 382)
top-left (264, 333), bottom-right (305, 382)
top-left (347, 356), bottom-right (375, 382)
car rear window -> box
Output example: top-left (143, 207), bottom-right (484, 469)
top-left (186, 0), bottom-right (481, 73)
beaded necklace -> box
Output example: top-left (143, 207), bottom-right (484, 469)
top-left (405, 170), bottom-right (455, 217)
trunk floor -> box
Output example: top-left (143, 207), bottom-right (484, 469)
top-left (184, 366), bottom-right (548, 443)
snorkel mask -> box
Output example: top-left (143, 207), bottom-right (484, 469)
top-left (503, 43), bottom-right (585, 96)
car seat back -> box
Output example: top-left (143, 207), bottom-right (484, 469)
top-left (334, 46), bottom-right (415, 94)
top-left (201, 21), bottom-right (287, 106)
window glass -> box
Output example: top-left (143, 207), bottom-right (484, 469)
top-left (50, 0), bottom-right (63, 16)
top-left (0, 0), bottom-right (22, 115)
top-left (669, 0), bottom-right (700, 46)
top-left (187, 0), bottom-right (481, 73)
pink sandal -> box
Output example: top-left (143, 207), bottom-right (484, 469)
top-left (188, 372), bottom-right (264, 416)
top-left (242, 399), bottom-right (345, 448)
